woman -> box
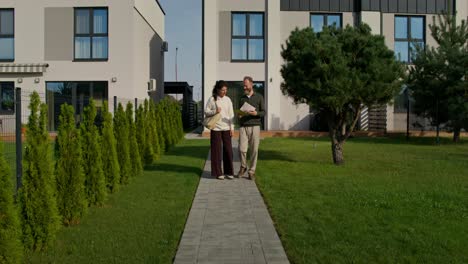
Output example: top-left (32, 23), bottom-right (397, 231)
top-left (204, 80), bottom-right (234, 180)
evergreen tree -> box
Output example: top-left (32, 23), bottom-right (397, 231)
top-left (148, 100), bottom-right (161, 159)
top-left (114, 103), bottom-right (132, 184)
top-left (101, 101), bottom-right (120, 193)
top-left (281, 24), bottom-right (404, 165)
top-left (19, 92), bottom-right (60, 250)
top-left (0, 141), bottom-right (23, 263)
top-left (80, 100), bottom-right (106, 206)
top-left (135, 104), bottom-right (147, 166)
top-left (55, 104), bottom-right (87, 225)
top-left (142, 100), bottom-right (156, 165)
top-left (126, 102), bottom-right (143, 177)
top-left (408, 14), bottom-right (468, 142)
top-left (155, 103), bottom-right (166, 153)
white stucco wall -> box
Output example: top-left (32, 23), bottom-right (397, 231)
top-left (0, 0), bottom-right (165, 108)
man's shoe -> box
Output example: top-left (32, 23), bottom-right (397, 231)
top-left (238, 167), bottom-right (247, 178)
top-left (217, 176), bottom-right (225, 180)
top-left (248, 172), bottom-right (255, 181)
top-left (226, 175), bottom-right (234, 180)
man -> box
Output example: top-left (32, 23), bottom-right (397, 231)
top-left (238, 76), bottom-right (265, 180)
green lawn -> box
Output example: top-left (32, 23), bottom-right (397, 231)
top-left (256, 137), bottom-right (468, 263)
top-left (27, 139), bottom-right (209, 264)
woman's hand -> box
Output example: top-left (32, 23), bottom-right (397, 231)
top-left (230, 130), bottom-right (233, 137)
top-left (216, 107), bottom-right (222, 113)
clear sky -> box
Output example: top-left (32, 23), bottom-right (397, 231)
top-left (158, 0), bottom-right (202, 101)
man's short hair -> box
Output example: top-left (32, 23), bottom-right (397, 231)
top-left (243, 76), bottom-right (253, 83)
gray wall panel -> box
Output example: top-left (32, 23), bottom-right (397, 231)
top-left (340, 0), bottom-right (350, 11)
top-left (44, 7), bottom-right (73, 61)
top-left (330, 0), bottom-right (340, 11)
top-left (389, 0), bottom-right (398, 12)
top-left (417, 0), bottom-right (427, 13)
top-left (300, 0), bottom-right (310, 10)
top-left (427, 0), bottom-right (436, 13)
top-left (408, 0), bottom-right (417, 12)
top-left (310, 0), bottom-right (320, 10)
top-left (370, 0), bottom-right (380, 11)
top-left (381, 0), bottom-right (389, 12)
top-left (290, 0), bottom-right (300, 10)
top-left (435, 0), bottom-right (447, 12)
top-left (362, 0), bottom-right (370, 10)
top-left (320, 0), bottom-right (330, 10)
top-left (398, 0), bottom-right (408, 12)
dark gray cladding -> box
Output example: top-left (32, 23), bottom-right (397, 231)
top-left (280, 0), bottom-right (452, 14)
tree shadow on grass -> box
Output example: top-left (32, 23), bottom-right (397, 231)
top-left (163, 145), bottom-right (209, 160)
top-left (258, 150), bottom-right (298, 162)
top-left (144, 163), bottom-right (204, 176)
top-left (276, 136), bottom-right (468, 146)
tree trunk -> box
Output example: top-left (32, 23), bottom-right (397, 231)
top-left (453, 127), bottom-right (461, 143)
top-left (331, 141), bottom-right (345, 165)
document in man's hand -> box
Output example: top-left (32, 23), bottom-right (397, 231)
top-left (240, 102), bottom-right (256, 113)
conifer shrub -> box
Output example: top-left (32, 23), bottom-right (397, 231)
top-left (101, 101), bottom-right (120, 193)
top-left (55, 104), bottom-right (87, 226)
top-left (19, 92), bottom-right (60, 251)
top-left (114, 103), bottom-right (132, 184)
top-left (80, 100), bottom-right (106, 206)
top-left (0, 140), bottom-right (23, 263)
top-left (126, 102), bottom-right (143, 177)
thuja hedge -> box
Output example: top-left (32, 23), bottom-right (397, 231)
top-left (0, 140), bottom-right (23, 263)
top-left (10, 95), bottom-right (184, 258)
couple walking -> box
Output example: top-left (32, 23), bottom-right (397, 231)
top-left (204, 76), bottom-right (265, 180)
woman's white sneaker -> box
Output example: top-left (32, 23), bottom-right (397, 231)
top-left (217, 175), bottom-right (225, 180)
top-left (226, 175), bottom-right (234, 179)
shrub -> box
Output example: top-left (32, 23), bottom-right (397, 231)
top-left (55, 104), bottom-right (87, 225)
top-left (114, 103), bottom-right (132, 185)
top-left (135, 104), bottom-right (147, 166)
top-left (148, 100), bottom-right (161, 159)
top-left (155, 103), bottom-right (166, 153)
top-left (19, 92), bottom-right (60, 251)
top-left (141, 100), bottom-right (156, 165)
top-left (101, 101), bottom-right (120, 193)
top-left (0, 141), bottom-right (23, 263)
top-left (126, 102), bottom-right (143, 177)
top-left (80, 100), bottom-right (106, 206)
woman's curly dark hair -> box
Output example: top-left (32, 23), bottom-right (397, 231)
top-left (212, 80), bottom-right (228, 101)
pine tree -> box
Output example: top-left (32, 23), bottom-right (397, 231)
top-left (126, 102), bottom-right (143, 178)
top-left (281, 24), bottom-right (404, 164)
top-left (55, 104), bottom-right (87, 226)
top-left (19, 92), bottom-right (60, 250)
top-left (114, 103), bottom-right (132, 185)
top-left (101, 101), bottom-right (120, 193)
top-left (135, 104), bottom-right (147, 166)
top-left (0, 140), bottom-right (23, 263)
top-left (81, 100), bottom-right (106, 206)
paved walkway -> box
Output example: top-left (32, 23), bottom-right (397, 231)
top-left (174, 141), bottom-right (289, 264)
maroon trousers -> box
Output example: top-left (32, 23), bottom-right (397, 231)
top-left (210, 130), bottom-right (233, 178)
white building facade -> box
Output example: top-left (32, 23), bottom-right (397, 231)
top-left (203, 0), bottom-right (467, 131)
top-left (0, 0), bottom-right (166, 131)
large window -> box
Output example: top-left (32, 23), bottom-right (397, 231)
top-left (0, 82), bottom-right (14, 114)
top-left (225, 81), bottom-right (265, 129)
top-left (74, 7), bottom-right (108, 60)
top-left (231, 12), bottom-right (264, 62)
top-left (0, 9), bottom-right (14, 61)
top-left (310, 13), bottom-right (342, 32)
top-left (46, 81), bottom-right (108, 130)
top-left (394, 16), bottom-right (425, 63)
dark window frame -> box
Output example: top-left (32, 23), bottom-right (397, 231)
top-left (0, 8), bottom-right (14, 62)
top-left (230, 12), bottom-right (265, 63)
top-left (310, 13), bottom-right (343, 32)
top-left (394, 15), bottom-right (426, 64)
top-left (0, 81), bottom-right (15, 114)
top-left (74, 7), bottom-right (109, 62)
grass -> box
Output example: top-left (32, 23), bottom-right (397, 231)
top-left (27, 139), bottom-right (209, 264)
top-left (255, 137), bottom-right (468, 263)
